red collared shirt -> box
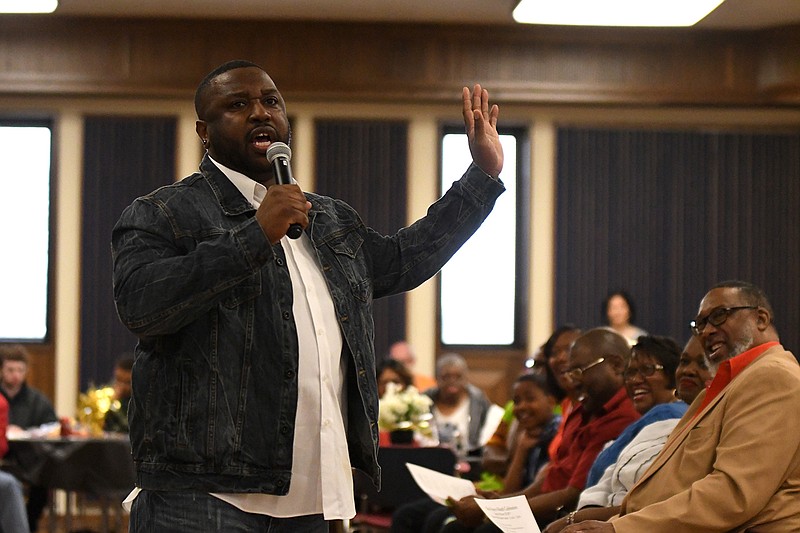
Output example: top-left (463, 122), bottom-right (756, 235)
top-left (542, 387), bottom-right (640, 492)
top-left (0, 394), bottom-right (8, 458)
top-left (694, 341), bottom-right (780, 417)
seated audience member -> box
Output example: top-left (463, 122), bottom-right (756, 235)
top-left (377, 358), bottom-right (414, 399)
top-left (377, 358), bottom-right (417, 447)
top-left (539, 325), bottom-right (582, 461)
top-left (562, 281), bottom-right (800, 532)
top-left (602, 291), bottom-right (647, 345)
top-left (426, 353), bottom-right (492, 458)
top-left (496, 373), bottom-right (560, 493)
top-left (443, 328), bottom-right (640, 532)
top-left (0, 344), bottom-right (57, 532)
top-left (544, 336), bottom-right (711, 532)
top-left (672, 335), bottom-right (713, 406)
top-left (582, 336), bottom-right (686, 487)
top-left (482, 326), bottom-right (581, 479)
top-left (480, 343), bottom-right (550, 472)
top-left (389, 340), bottom-right (437, 392)
top-left (103, 355), bottom-right (134, 433)
top-left (0, 345), bottom-right (57, 433)
top-left (1, 393), bottom-right (30, 533)
top-left (391, 373), bottom-right (560, 533)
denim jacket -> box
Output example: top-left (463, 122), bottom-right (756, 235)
top-left (111, 155), bottom-right (504, 494)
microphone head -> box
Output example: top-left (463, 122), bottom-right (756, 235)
top-left (266, 142), bottom-right (292, 163)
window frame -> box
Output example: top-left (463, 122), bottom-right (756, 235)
top-left (436, 124), bottom-right (530, 351)
top-left (0, 117), bottom-right (55, 343)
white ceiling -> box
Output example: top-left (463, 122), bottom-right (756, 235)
top-left (49, 0), bottom-right (800, 29)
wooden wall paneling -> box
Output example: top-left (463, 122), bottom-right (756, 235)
top-left (457, 349), bottom-right (527, 407)
top-left (756, 26), bottom-right (800, 103)
top-left (0, 17), bottom-right (133, 94)
top-left (23, 344), bottom-right (56, 406)
top-left (1, 16), bottom-right (799, 105)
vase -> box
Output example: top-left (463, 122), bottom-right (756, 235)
top-left (389, 428), bottom-right (415, 445)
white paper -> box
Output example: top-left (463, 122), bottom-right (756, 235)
top-left (479, 404), bottom-right (507, 447)
top-left (121, 487), bottom-right (140, 512)
top-left (474, 495), bottom-right (541, 533)
top-left (406, 463), bottom-right (477, 505)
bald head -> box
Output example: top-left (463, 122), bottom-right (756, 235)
top-left (574, 328), bottom-right (632, 360)
top-left (567, 328), bottom-right (630, 415)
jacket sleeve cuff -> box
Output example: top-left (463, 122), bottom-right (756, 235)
top-left (231, 216), bottom-right (275, 270)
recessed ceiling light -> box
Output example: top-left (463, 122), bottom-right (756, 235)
top-left (0, 0), bottom-right (58, 13)
top-left (513, 0), bottom-right (725, 27)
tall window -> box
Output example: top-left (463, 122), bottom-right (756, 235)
top-left (439, 128), bottom-right (525, 346)
top-left (0, 121), bottom-right (52, 341)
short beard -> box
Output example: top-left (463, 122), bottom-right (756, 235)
top-left (730, 324), bottom-right (755, 359)
top-left (707, 323), bottom-right (754, 374)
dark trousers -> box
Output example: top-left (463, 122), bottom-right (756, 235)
top-left (391, 498), bottom-right (453, 533)
top-left (130, 490), bottom-right (329, 533)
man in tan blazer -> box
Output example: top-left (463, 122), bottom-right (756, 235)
top-left (558, 280), bottom-right (800, 532)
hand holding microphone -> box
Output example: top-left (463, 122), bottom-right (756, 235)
top-left (266, 142), bottom-right (305, 240)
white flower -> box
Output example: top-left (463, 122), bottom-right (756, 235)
top-left (378, 383), bottom-right (433, 431)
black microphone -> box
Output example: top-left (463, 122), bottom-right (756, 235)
top-left (266, 142), bottom-right (303, 240)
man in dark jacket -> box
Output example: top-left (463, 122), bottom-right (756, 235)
top-left (112, 59), bottom-right (504, 532)
top-left (0, 344), bottom-right (57, 432)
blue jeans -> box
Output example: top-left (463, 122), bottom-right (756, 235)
top-left (129, 490), bottom-right (328, 533)
top-left (0, 471), bottom-right (28, 533)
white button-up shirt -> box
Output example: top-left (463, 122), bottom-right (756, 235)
top-left (208, 157), bottom-right (355, 519)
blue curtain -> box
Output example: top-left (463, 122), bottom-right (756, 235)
top-left (555, 127), bottom-right (800, 356)
top-left (314, 120), bottom-right (408, 364)
top-left (80, 116), bottom-right (176, 390)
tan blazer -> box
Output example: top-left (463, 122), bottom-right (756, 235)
top-left (611, 345), bottom-right (800, 533)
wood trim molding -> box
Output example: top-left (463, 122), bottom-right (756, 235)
top-left (1, 16), bottom-right (799, 106)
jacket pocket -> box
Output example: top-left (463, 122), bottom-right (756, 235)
top-left (326, 231), bottom-right (371, 303)
top-left (677, 421), bottom-right (719, 477)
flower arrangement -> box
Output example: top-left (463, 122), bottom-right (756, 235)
top-left (378, 382), bottom-right (434, 433)
top-left (77, 385), bottom-right (120, 436)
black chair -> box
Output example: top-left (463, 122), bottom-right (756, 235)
top-left (351, 446), bottom-right (457, 532)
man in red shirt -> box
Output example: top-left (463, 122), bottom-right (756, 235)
top-left (1, 392), bottom-right (30, 532)
top-left (1, 394), bottom-right (7, 459)
top-left (562, 281), bottom-right (800, 532)
top-left (446, 328), bottom-right (639, 531)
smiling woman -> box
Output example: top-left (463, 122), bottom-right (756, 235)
top-left (0, 122), bottom-right (52, 341)
top-left (584, 335), bottom-right (686, 488)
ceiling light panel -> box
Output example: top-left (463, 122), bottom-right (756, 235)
top-left (0, 0), bottom-right (58, 13)
top-left (513, 0), bottom-right (726, 27)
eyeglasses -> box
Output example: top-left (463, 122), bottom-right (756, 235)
top-left (689, 306), bottom-right (757, 336)
top-left (623, 363), bottom-right (664, 382)
top-left (564, 357), bottom-right (605, 381)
